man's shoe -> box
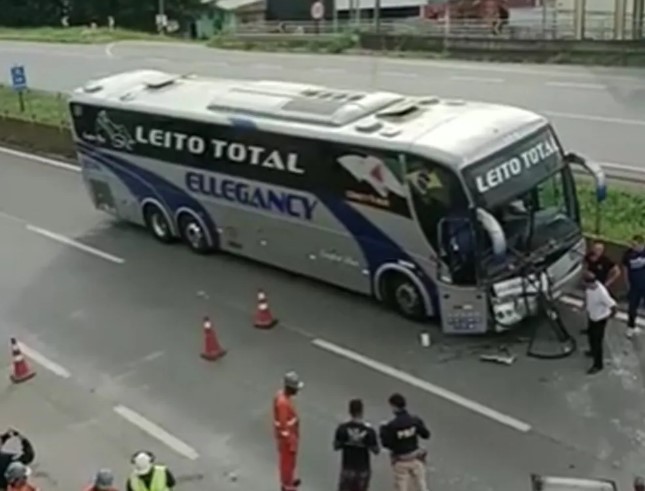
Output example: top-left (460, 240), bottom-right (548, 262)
top-left (587, 366), bottom-right (602, 375)
top-left (293, 479), bottom-right (301, 487)
top-left (627, 327), bottom-right (640, 338)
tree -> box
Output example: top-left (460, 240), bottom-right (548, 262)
top-left (0, 0), bottom-right (202, 30)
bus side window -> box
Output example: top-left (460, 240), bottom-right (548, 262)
top-left (405, 156), bottom-right (468, 252)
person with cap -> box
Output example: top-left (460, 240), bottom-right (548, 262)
top-left (273, 371), bottom-right (303, 491)
top-left (4, 462), bottom-right (37, 491)
top-left (379, 393), bottom-right (430, 491)
top-left (85, 469), bottom-right (118, 491)
top-left (126, 451), bottom-right (175, 491)
top-left (0, 429), bottom-right (35, 491)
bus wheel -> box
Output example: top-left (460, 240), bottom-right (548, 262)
top-left (385, 273), bottom-right (426, 321)
top-left (178, 213), bottom-right (213, 254)
top-left (144, 204), bottom-right (174, 244)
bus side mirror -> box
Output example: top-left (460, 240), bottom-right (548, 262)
top-left (565, 152), bottom-right (607, 203)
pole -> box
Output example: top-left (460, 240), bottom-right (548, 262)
top-left (375, 0), bottom-right (381, 32)
top-left (633, 0), bottom-right (644, 39)
top-left (18, 91), bottom-right (24, 113)
top-left (333, 0), bottom-right (338, 32)
top-left (158, 0), bottom-right (165, 33)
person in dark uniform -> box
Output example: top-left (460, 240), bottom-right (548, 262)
top-left (333, 399), bottom-right (379, 491)
top-left (0, 429), bottom-right (34, 491)
top-left (623, 235), bottom-right (645, 338)
top-left (585, 241), bottom-right (620, 287)
top-left (379, 394), bottom-right (430, 491)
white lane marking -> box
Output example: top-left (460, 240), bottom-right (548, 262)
top-left (561, 295), bottom-right (645, 327)
top-left (380, 71), bottom-right (418, 78)
top-left (546, 81), bottom-right (606, 90)
top-left (251, 63), bottom-right (282, 70)
top-left (105, 42), bottom-right (115, 58)
top-left (312, 338), bottom-right (532, 433)
top-left (26, 225), bottom-right (125, 265)
top-left (314, 67), bottom-right (346, 73)
top-left (113, 405), bottom-right (199, 460)
top-left (543, 110), bottom-right (645, 127)
top-left (383, 57), bottom-right (644, 82)
top-left (0, 145), bottom-right (80, 172)
top-left (450, 75), bottom-right (504, 83)
top-left (18, 342), bottom-right (71, 379)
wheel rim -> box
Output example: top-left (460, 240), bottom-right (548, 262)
top-left (186, 222), bottom-right (204, 249)
top-left (395, 283), bottom-right (419, 315)
top-left (151, 213), bottom-right (168, 237)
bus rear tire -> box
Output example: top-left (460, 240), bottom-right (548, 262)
top-left (144, 204), bottom-right (174, 244)
top-left (178, 213), bottom-right (213, 255)
top-left (383, 273), bottom-right (426, 321)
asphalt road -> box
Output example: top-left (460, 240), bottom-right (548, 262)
top-left (1, 148), bottom-right (645, 489)
top-left (0, 41), bottom-right (644, 168)
top-left (0, 368), bottom-right (207, 490)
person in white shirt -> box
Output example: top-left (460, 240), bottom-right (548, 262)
top-left (584, 272), bottom-right (617, 375)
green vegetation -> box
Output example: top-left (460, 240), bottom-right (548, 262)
top-left (0, 85), bottom-right (642, 244)
top-left (577, 181), bottom-right (645, 244)
top-left (0, 27), bottom-right (173, 44)
top-left (208, 33), bottom-right (358, 55)
top-left (0, 85), bottom-right (68, 127)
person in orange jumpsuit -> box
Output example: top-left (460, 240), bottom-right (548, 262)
top-left (273, 371), bottom-right (304, 491)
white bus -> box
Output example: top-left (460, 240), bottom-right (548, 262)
top-left (68, 69), bottom-right (606, 334)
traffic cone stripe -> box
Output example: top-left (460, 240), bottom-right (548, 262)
top-left (9, 338), bottom-right (36, 384)
top-left (254, 289), bottom-right (277, 329)
top-left (201, 316), bottom-right (227, 362)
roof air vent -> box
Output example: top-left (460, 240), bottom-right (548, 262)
top-left (83, 82), bottom-right (103, 93)
top-left (419, 97), bottom-right (440, 105)
top-left (355, 121), bottom-right (383, 133)
top-left (380, 127), bottom-right (402, 137)
top-left (144, 74), bottom-right (180, 90)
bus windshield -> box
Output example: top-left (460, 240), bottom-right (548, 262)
top-left (462, 127), bottom-right (581, 279)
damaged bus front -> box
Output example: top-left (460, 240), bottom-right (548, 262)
top-left (436, 126), bottom-right (606, 334)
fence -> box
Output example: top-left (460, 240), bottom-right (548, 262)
top-left (224, 10), bottom-right (643, 40)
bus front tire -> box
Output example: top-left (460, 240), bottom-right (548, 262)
top-left (383, 273), bottom-right (426, 321)
top-left (144, 204), bottom-right (174, 244)
top-left (178, 213), bottom-right (213, 254)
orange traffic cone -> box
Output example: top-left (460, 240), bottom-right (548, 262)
top-left (9, 338), bottom-right (36, 383)
top-left (201, 316), bottom-right (226, 361)
top-left (254, 290), bottom-right (277, 329)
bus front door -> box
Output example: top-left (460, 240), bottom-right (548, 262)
top-left (436, 217), bottom-right (490, 335)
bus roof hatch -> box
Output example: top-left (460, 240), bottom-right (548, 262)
top-left (206, 81), bottom-right (404, 127)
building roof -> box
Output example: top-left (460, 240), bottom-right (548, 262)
top-left (71, 69), bottom-right (545, 169)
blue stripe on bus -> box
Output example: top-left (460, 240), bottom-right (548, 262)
top-left (76, 144), bottom-right (438, 315)
top-left (318, 195), bottom-right (438, 314)
top-left (77, 142), bottom-right (219, 247)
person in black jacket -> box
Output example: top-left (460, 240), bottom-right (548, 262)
top-left (333, 399), bottom-right (379, 491)
top-left (379, 394), bottom-right (430, 491)
top-left (0, 429), bottom-right (35, 491)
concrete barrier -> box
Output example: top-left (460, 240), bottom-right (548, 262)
top-left (359, 33), bottom-right (645, 65)
top-left (209, 32), bottom-right (645, 66)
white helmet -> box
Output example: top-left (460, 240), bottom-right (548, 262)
top-left (131, 451), bottom-right (154, 475)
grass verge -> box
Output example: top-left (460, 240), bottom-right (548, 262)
top-left (0, 27), bottom-right (176, 44)
top-left (0, 85), bottom-right (641, 244)
top-left (0, 85), bottom-right (68, 127)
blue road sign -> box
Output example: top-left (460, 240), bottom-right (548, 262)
top-left (10, 65), bottom-right (27, 91)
